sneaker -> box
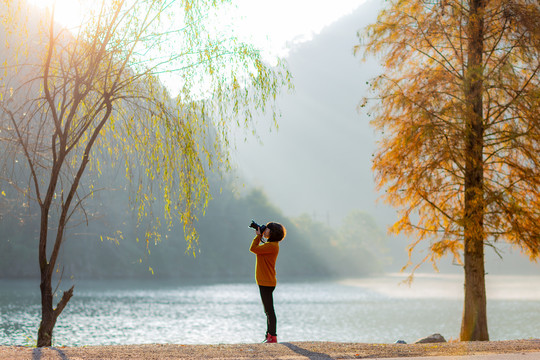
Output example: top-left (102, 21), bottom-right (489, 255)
top-left (267, 335), bottom-right (278, 343)
top-left (263, 334), bottom-right (277, 343)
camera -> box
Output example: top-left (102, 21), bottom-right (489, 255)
top-left (249, 220), bottom-right (266, 233)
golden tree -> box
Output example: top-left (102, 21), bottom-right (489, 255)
top-left (0, 0), bottom-right (291, 346)
top-left (357, 0), bottom-right (540, 341)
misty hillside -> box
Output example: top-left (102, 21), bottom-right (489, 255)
top-left (0, 170), bottom-right (389, 279)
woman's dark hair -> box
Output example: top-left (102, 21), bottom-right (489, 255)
top-left (266, 222), bottom-right (286, 242)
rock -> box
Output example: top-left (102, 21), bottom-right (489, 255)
top-left (395, 340), bottom-right (407, 344)
top-left (414, 333), bottom-right (447, 344)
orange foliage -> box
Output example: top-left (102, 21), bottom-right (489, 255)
top-left (357, 0), bottom-right (540, 270)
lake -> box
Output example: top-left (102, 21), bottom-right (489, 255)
top-left (1, 273), bottom-right (540, 346)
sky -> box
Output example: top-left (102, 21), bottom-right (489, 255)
top-left (224, 0), bottom-right (367, 57)
top-left (28, 0), bottom-right (367, 59)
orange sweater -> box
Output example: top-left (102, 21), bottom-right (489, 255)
top-left (249, 235), bottom-right (280, 286)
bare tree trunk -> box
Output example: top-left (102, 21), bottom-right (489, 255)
top-left (37, 265), bottom-right (74, 347)
top-left (460, 0), bottom-right (488, 342)
top-left (37, 275), bottom-right (56, 348)
top-left (37, 204), bottom-right (74, 347)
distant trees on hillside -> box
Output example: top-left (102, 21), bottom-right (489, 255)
top-left (0, 175), bottom-right (389, 280)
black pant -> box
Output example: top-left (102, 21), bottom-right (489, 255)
top-left (258, 285), bottom-right (277, 336)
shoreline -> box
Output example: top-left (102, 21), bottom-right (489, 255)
top-left (2, 339), bottom-right (540, 359)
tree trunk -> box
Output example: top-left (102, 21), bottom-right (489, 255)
top-left (37, 269), bottom-right (74, 347)
top-left (460, 0), bottom-right (488, 342)
top-left (37, 276), bottom-right (56, 347)
top-left (37, 210), bottom-right (74, 347)
top-left (461, 233), bottom-right (489, 341)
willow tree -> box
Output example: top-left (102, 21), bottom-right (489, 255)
top-left (0, 0), bottom-right (291, 347)
top-left (357, 0), bottom-right (539, 341)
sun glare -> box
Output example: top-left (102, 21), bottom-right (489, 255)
top-left (27, 0), bottom-right (87, 30)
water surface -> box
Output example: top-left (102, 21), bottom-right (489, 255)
top-left (1, 274), bottom-right (539, 346)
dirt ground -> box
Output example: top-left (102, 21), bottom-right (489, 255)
top-left (2, 339), bottom-right (540, 359)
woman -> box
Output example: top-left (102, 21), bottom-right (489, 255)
top-left (249, 222), bottom-right (286, 343)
